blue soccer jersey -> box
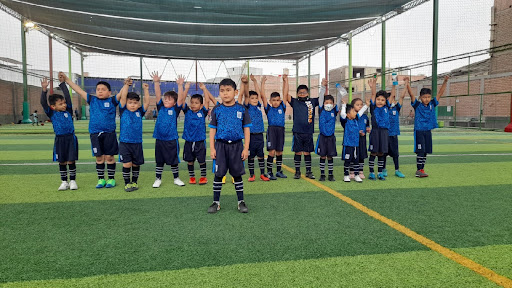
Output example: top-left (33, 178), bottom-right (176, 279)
top-left (318, 105), bottom-right (339, 136)
top-left (41, 82), bottom-right (75, 136)
top-left (388, 103), bottom-right (401, 136)
top-left (209, 103), bottom-right (252, 141)
top-left (182, 104), bottom-right (208, 142)
top-left (412, 99), bottom-right (438, 131)
top-left (370, 100), bottom-right (390, 129)
top-left (153, 100), bottom-right (181, 141)
top-left (290, 97), bottom-right (319, 134)
top-left (358, 114), bottom-right (370, 133)
top-left (246, 102), bottom-right (265, 133)
top-left (265, 102), bottom-right (286, 127)
top-left (87, 94), bottom-right (118, 134)
top-left (119, 106), bottom-right (146, 143)
top-left (340, 115), bottom-right (360, 147)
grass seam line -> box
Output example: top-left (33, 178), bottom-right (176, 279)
top-left (281, 164), bottom-right (512, 288)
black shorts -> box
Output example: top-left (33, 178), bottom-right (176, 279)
top-left (414, 130), bottom-right (433, 154)
top-left (342, 146), bottom-right (359, 163)
top-left (119, 142), bottom-right (144, 165)
top-left (53, 134), bottom-right (79, 162)
top-left (155, 139), bottom-right (180, 166)
top-left (90, 131), bottom-right (119, 157)
top-left (387, 135), bottom-right (400, 157)
top-left (369, 128), bottom-right (389, 154)
top-left (213, 140), bottom-right (245, 178)
top-left (267, 126), bottom-right (285, 152)
top-left (292, 132), bottom-right (314, 153)
top-left (358, 134), bottom-right (368, 162)
top-left (249, 133), bottom-right (265, 158)
top-left (183, 140), bottom-right (206, 163)
top-left (315, 134), bottom-right (337, 157)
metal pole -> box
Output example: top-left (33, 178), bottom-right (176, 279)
top-left (381, 20), bottom-right (386, 91)
top-left (80, 52), bottom-right (86, 119)
top-left (479, 94), bottom-right (483, 130)
top-left (295, 59), bottom-right (299, 90)
top-left (307, 53), bottom-right (311, 90)
top-left (68, 45), bottom-right (73, 96)
top-left (21, 20), bottom-right (31, 124)
top-left (432, 0), bottom-right (439, 118)
top-left (349, 33), bottom-right (353, 103)
top-left (49, 36), bottom-right (53, 94)
top-left (324, 46), bottom-right (328, 94)
top-left (195, 60), bottom-right (198, 90)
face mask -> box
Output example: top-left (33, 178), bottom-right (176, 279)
top-left (324, 104), bottom-right (334, 111)
top-left (298, 96), bottom-right (309, 102)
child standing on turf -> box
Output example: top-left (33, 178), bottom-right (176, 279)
top-left (340, 98), bottom-right (370, 183)
top-left (151, 72), bottom-right (187, 188)
top-left (64, 73), bottom-right (130, 189)
top-left (406, 76), bottom-right (449, 177)
top-left (284, 74), bottom-right (319, 179)
top-left (367, 78), bottom-right (392, 181)
top-left (349, 98), bottom-right (370, 179)
top-left (383, 80), bottom-right (407, 178)
top-left (40, 75), bottom-right (78, 190)
top-left (316, 78), bottom-right (339, 181)
top-left (208, 78), bottom-right (251, 214)
top-left (31, 110), bottom-right (39, 126)
top-left (119, 82), bottom-right (150, 192)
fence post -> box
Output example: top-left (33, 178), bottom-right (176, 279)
top-left (381, 19), bottom-right (386, 91)
top-left (348, 32), bottom-right (353, 103)
top-left (21, 20), bottom-right (31, 124)
top-left (80, 53), bottom-right (86, 119)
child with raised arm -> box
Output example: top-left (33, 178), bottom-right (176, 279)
top-left (349, 97), bottom-right (370, 179)
top-left (63, 73), bottom-right (129, 189)
top-left (208, 79), bottom-right (251, 214)
top-left (41, 75), bottom-right (78, 190)
top-left (407, 76), bottom-right (449, 177)
top-left (284, 75), bottom-right (319, 179)
top-left (151, 72), bottom-right (187, 188)
top-left (383, 81), bottom-right (407, 178)
top-left (315, 78), bottom-right (339, 181)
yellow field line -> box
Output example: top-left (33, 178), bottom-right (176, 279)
top-left (282, 165), bottom-right (512, 288)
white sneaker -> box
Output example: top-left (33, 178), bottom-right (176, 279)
top-left (354, 175), bottom-right (363, 183)
top-left (58, 181), bottom-right (69, 191)
top-left (344, 176), bottom-right (351, 182)
top-left (174, 178), bottom-right (185, 186)
top-left (153, 178), bottom-right (162, 188)
top-left (69, 180), bottom-right (78, 190)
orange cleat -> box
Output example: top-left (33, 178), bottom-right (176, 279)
top-left (260, 174), bottom-right (270, 181)
top-left (199, 177), bottom-right (208, 185)
top-left (248, 175), bottom-right (256, 182)
top-left (189, 177), bottom-right (197, 184)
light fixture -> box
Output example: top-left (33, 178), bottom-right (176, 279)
top-left (381, 16), bottom-right (386, 21)
top-left (193, 6), bottom-right (202, 9)
top-left (50, 33), bottom-right (54, 37)
top-left (24, 21), bottom-right (34, 28)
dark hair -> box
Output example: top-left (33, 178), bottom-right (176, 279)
top-left (164, 91), bottom-right (178, 102)
top-left (249, 90), bottom-right (258, 97)
top-left (127, 92), bottom-right (140, 101)
top-left (190, 94), bottom-right (203, 104)
top-left (376, 90), bottom-right (388, 99)
top-left (296, 84), bottom-right (309, 94)
top-left (351, 98), bottom-right (363, 105)
top-left (420, 88), bottom-right (432, 96)
top-left (96, 81), bottom-right (111, 91)
top-left (49, 94), bottom-right (65, 106)
top-left (270, 92), bottom-right (281, 99)
top-left (323, 94), bottom-right (334, 104)
top-left (219, 78), bottom-right (236, 90)
top-left (346, 104), bottom-right (355, 115)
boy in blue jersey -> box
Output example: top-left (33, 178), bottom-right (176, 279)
top-left (40, 75), bottom-right (79, 191)
top-left (340, 98), bottom-right (370, 183)
top-left (64, 72), bottom-right (130, 189)
top-left (406, 76), bottom-right (449, 177)
top-left (349, 98), bottom-right (371, 179)
top-left (383, 82), bottom-right (407, 178)
top-left (367, 78), bottom-right (392, 181)
top-left (316, 78), bottom-right (340, 181)
top-left (242, 74), bottom-right (270, 182)
top-left (119, 83), bottom-right (150, 192)
top-left (208, 78), bottom-right (251, 214)
top-left (284, 74), bottom-right (319, 179)
top-left (150, 72), bottom-right (187, 188)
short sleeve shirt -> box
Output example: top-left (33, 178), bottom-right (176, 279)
top-left (340, 115), bottom-right (360, 147)
top-left (153, 100), bottom-right (182, 141)
top-left (209, 103), bottom-right (252, 141)
top-left (318, 105), bottom-right (339, 136)
top-left (265, 102), bottom-right (286, 127)
top-left (182, 104), bottom-right (208, 142)
top-left (119, 105), bottom-right (146, 143)
top-left (412, 99), bottom-right (438, 131)
top-left (245, 102), bottom-right (265, 133)
top-left (290, 97), bottom-right (319, 134)
top-left (370, 100), bottom-right (390, 129)
top-left (87, 94), bottom-right (118, 134)
top-left (388, 103), bottom-right (402, 136)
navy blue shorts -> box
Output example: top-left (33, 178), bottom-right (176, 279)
top-left (387, 135), bottom-right (400, 157)
top-left (292, 132), bottom-right (314, 153)
top-left (267, 126), bottom-right (285, 152)
top-left (90, 131), bottom-right (119, 157)
top-left (119, 142), bottom-right (144, 165)
top-left (249, 133), bottom-right (265, 158)
top-left (414, 130), bottom-right (433, 154)
top-left (183, 140), bottom-right (206, 163)
top-left (315, 134), bottom-right (337, 157)
top-left (213, 140), bottom-right (245, 178)
top-left (155, 139), bottom-right (180, 165)
top-left (342, 146), bottom-right (358, 163)
top-left (54, 134), bottom-right (79, 162)
top-left (358, 134), bottom-right (368, 162)
top-left (369, 128), bottom-right (389, 154)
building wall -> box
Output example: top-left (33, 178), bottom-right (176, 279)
top-left (490, 0), bottom-right (512, 74)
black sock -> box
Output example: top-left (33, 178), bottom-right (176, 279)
top-left (369, 155), bottom-right (376, 173)
top-left (258, 157), bottom-right (265, 175)
top-left (248, 158), bottom-right (255, 176)
top-left (213, 176), bottom-right (223, 202)
top-left (352, 162), bottom-right (360, 174)
top-left (383, 156), bottom-right (387, 170)
top-left (123, 167), bottom-right (131, 184)
top-left (378, 156), bottom-right (385, 173)
top-left (107, 163), bottom-right (116, 179)
top-left (294, 154), bottom-right (301, 173)
top-left (200, 163), bottom-right (207, 177)
top-left (328, 158), bottom-right (334, 175)
top-left (359, 160), bottom-right (365, 173)
top-left (344, 160), bottom-right (350, 176)
top-left (267, 155), bottom-right (274, 174)
top-left (171, 164), bottom-right (179, 179)
top-left (68, 163), bottom-right (76, 181)
top-left (59, 164), bottom-right (67, 181)
top-left (132, 166), bottom-right (140, 183)
top-left (304, 154), bottom-right (312, 173)
top-left (422, 155), bottom-right (427, 170)
top-left (156, 163), bottom-right (164, 179)
top-left (188, 163), bottom-right (195, 177)
top-left (276, 154), bottom-right (283, 172)
top-left (319, 158), bottom-right (326, 176)
top-left (393, 156), bottom-right (399, 171)
top-left (96, 163), bottom-right (105, 179)
top-left (234, 176), bottom-right (244, 201)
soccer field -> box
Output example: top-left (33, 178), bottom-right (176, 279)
top-left (1, 121), bottom-right (511, 287)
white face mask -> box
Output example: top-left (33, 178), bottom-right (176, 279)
top-left (324, 104), bottom-right (334, 111)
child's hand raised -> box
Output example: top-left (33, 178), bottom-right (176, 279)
top-left (185, 82), bottom-right (191, 90)
top-left (142, 83), bottom-right (149, 90)
top-left (321, 78), bottom-right (328, 87)
top-left (124, 77), bottom-right (133, 86)
top-left (443, 75), bottom-right (450, 82)
top-left (241, 75), bottom-right (249, 84)
top-left (176, 74), bottom-right (185, 85)
top-left (150, 71), bottom-right (161, 83)
top-left (250, 74), bottom-right (257, 82)
top-left (198, 82), bottom-right (206, 90)
top-left (58, 72), bottom-right (67, 83)
top-left (41, 77), bottom-right (49, 91)
top-left (368, 78), bottom-right (376, 88)
top-left (261, 75), bottom-right (267, 83)
top-left (365, 98), bottom-right (370, 106)
top-left (403, 76), bottom-right (410, 84)
top-left (282, 74), bottom-right (288, 82)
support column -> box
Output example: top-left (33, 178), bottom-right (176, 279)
top-left (68, 45), bottom-right (73, 95)
top-left (21, 20), bottom-right (31, 124)
top-left (140, 57), bottom-right (145, 119)
top-left (381, 19), bottom-right (386, 91)
top-left (348, 33), bottom-right (353, 103)
top-left (432, 0), bottom-right (439, 118)
top-left (80, 52), bottom-right (86, 119)
top-left (49, 36), bottom-right (53, 94)
top-left (295, 59), bottom-right (299, 90)
top-left (307, 53), bottom-right (311, 90)
top-left (324, 46), bottom-right (328, 94)
top-left (195, 60), bottom-right (198, 90)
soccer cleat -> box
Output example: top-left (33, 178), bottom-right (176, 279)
top-left (344, 176), bottom-right (351, 182)
top-left (248, 175), bottom-right (256, 182)
top-left (105, 178), bottom-right (116, 188)
top-left (267, 173), bottom-right (277, 180)
top-left (294, 172), bottom-right (301, 179)
top-left (238, 201), bottom-right (249, 213)
top-left (275, 171), bottom-right (287, 178)
top-left (124, 183), bottom-right (134, 192)
top-left (69, 180), bottom-right (78, 190)
top-left (305, 172), bottom-right (315, 179)
top-left (131, 182), bottom-right (139, 191)
top-left (208, 202), bottom-right (220, 213)
top-left (319, 175), bottom-right (326, 181)
top-left (328, 175), bottom-right (335, 182)
top-left (368, 172), bottom-right (376, 180)
top-left (395, 170), bottom-right (405, 178)
top-left (260, 174), bottom-right (270, 181)
top-left (58, 181), bottom-right (69, 191)
top-left (222, 176), bottom-right (226, 184)
top-left (199, 177), bottom-right (208, 185)
top-left (378, 173), bottom-right (386, 180)
top-left (415, 169), bottom-right (429, 178)
top-left (382, 169), bottom-right (388, 177)
top-left (354, 175), bottom-right (363, 183)
top-left (349, 172), bottom-right (355, 179)
top-left (189, 177), bottom-right (197, 184)
top-left (153, 178), bottom-right (162, 188)
top-left (359, 172), bottom-right (366, 179)
top-left (96, 179), bottom-right (106, 188)
top-left (174, 178), bottom-right (185, 186)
